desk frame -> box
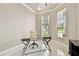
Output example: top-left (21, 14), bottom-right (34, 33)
top-left (21, 37), bottom-right (51, 56)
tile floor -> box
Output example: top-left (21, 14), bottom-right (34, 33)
top-left (0, 40), bottom-right (67, 56)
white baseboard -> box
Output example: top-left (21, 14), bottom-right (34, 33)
top-left (0, 44), bottom-right (22, 55)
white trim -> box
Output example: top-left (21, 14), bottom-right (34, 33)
top-left (37, 4), bottom-right (64, 14)
top-left (21, 3), bottom-right (64, 14)
top-left (21, 3), bottom-right (37, 14)
top-left (0, 44), bottom-right (21, 55)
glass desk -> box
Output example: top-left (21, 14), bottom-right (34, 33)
top-left (21, 37), bottom-right (51, 56)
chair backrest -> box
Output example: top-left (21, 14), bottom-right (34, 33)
top-left (30, 30), bottom-right (36, 40)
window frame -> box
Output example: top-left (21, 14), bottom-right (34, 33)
top-left (41, 15), bottom-right (50, 37)
top-left (56, 8), bottom-right (67, 38)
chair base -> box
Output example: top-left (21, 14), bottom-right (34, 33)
top-left (29, 41), bottom-right (38, 49)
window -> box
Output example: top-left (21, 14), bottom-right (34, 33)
top-left (41, 15), bottom-right (49, 37)
top-left (57, 8), bottom-right (67, 38)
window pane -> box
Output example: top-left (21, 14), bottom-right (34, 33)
top-left (41, 16), bottom-right (49, 37)
top-left (57, 8), bottom-right (67, 38)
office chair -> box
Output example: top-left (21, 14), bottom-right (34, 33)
top-left (29, 30), bottom-right (38, 49)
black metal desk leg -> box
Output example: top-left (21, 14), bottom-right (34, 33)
top-left (42, 37), bottom-right (51, 51)
top-left (46, 43), bottom-right (51, 51)
top-left (43, 40), bottom-right (51, 51)
top-left (22, 41), bottom-right (30, 56)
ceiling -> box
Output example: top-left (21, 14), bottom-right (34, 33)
top-left (25, 3), bottom-right (60, 13)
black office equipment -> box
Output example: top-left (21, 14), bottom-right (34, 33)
top-left (69, 40), bottom-right (79, 56)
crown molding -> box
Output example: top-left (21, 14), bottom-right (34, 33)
top-left (37, 3), bottom-right (64, 14)
top-left (21, 3), bottom-right (37, 14)
top-left (22, 3), bottom-right (64, 14)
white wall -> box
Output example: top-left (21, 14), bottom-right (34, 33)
top-left (36, 4), bottom-right (78, 55)
top-left (0, 4), bottom-right (36, 52)
top-left (36, 4), bottom-right (78, 40)
top-left (53, 3), bottom-right (77, 40)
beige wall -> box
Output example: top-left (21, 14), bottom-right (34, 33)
top-left (36, 3), bottom-right (78, 40)
top-left (36, 4), bottom-right (79, 54)
top-left (0, 4), bottom-right (36, 52)
top-left (0, 3), bottom-right (79, 53)
top-left (36, 14), bottom-right (41, 35)
top-left (66, 4), bottom-right (77, 40)
top-left (77, 4), bottom-right (79, 40)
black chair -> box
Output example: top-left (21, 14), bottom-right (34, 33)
top-left (29, 40), bottom-right (38, 49)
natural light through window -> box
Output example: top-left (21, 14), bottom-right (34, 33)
top-left (57, 8), bottom-right (67, 38)
top-left (41, 15), bottom-right (49, 37)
